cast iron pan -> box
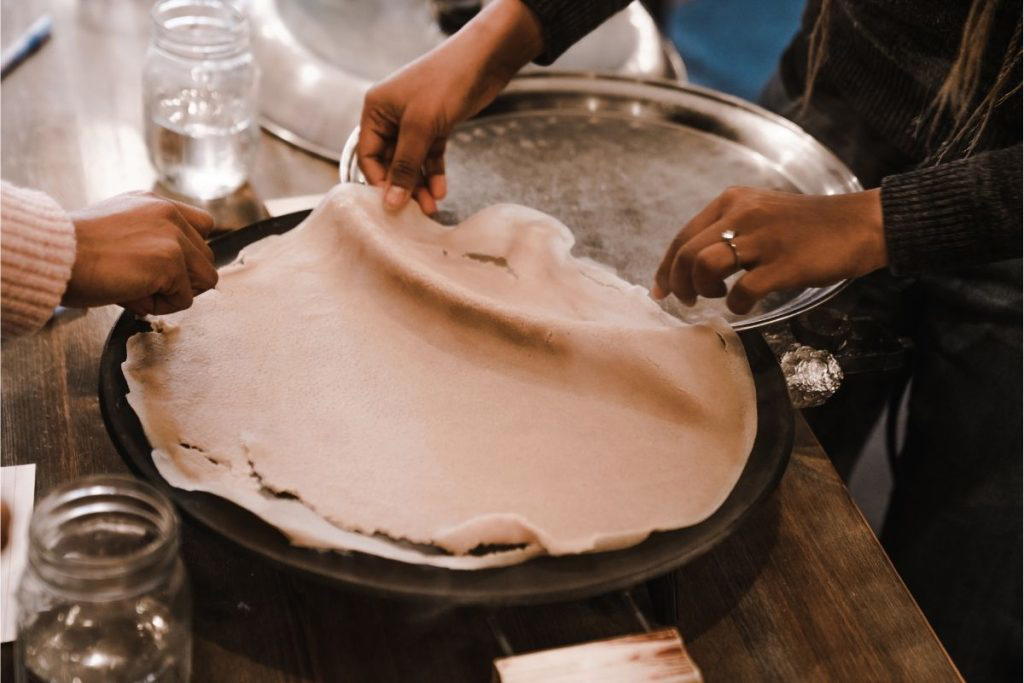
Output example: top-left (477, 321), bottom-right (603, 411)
top-left (99, 210), bottom-right (794, 606)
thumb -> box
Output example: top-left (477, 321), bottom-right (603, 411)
top-left (384, 117), bottom-right (434, 210)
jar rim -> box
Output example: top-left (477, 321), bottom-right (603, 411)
top-left (29, 475), bottom-right (179, 587)
top-left (151, 0), bottom-right (249, 58)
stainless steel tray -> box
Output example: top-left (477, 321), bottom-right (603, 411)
top-left (340, 73), bottom-right (862, 330)
top-left (251, 0), bottom-right (684, 160)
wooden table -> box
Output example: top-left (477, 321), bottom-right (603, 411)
top-left (1, 1), bottom-right (960, 680)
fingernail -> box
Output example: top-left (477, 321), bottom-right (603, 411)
top-left (384, 185), bottom-right (409, 210)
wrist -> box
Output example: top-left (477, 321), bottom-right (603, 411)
top-left (856, 188), bottom-right (887, 272)
top-left (468, 0), bottom-right (543, 83)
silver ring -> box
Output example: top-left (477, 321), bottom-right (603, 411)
top-left (720, 229), bottom-right (740, 268)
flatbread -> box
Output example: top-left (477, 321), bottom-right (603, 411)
top-left (123, 184), bottom-right (756, 569)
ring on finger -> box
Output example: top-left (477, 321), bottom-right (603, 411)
top-left (719, 229), bottom-right (742, 269)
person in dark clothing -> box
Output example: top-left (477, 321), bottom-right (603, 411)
top-left (757, 7), bottom-right (1021, 681)
top-left (356, 1), bottom-right (1022, 679)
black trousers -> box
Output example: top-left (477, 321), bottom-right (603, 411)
top-left (761, 75), bottom-right (1023, 682)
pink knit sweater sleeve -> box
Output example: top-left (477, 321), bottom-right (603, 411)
top-left (1, 181), bottom-right (77, 340)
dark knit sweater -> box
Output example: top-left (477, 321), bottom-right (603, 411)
top-left (519, 0), bottom-right (1022, 276)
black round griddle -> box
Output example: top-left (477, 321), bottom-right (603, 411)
top-left (98, 210), bottom-right (794, 606)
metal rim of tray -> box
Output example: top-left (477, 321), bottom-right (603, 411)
top-left (99, 209), bottom-right (794, 606)
top-left (339, 72), bottom-right (862, 332)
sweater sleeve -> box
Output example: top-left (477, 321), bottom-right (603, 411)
top-left (880, 145), bottom-right (1023, 276)
top-left (1, 181), bottom-right (77, 340)
top-left (518, 0), bottom-right (632, 65)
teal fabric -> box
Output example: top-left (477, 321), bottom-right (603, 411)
top-left (667, 0), bottom-right (805, 102)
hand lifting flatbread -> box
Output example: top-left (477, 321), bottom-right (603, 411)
top-left (123, 184), bottom-right (756, 569)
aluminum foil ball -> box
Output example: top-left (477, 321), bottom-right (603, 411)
top-left (779, 344), bottom-right (844, 409)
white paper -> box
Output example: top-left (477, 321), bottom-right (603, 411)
top-left (1, 463), bottom-right (36, 643)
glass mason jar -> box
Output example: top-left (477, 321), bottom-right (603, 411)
top-left (143, 0), bottom-right (259, 200)
top-left (16, 476), bottom-right (192, 683)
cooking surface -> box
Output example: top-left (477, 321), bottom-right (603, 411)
top-left (0, 0), bottom-right (959, 680)
top-left (99, 209), bottom-right (792, 602)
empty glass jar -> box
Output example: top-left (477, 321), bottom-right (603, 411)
top-left (16, 476), bottom-right (191, 683)
top-left (143, 0), bottom-right (259, 200)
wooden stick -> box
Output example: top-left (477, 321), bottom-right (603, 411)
top-left (493, 628), bottom-right (703, 682)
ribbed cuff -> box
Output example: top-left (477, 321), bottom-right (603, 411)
top-left (518, 0), bottom-right (631, 65)
top-left (881, 153), bottom-right (1015, 276)
top-left (1, 181), bottom-right (76, 339)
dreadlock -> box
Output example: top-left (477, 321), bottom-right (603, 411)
top-left (800, 0), bottom-right (1023, 163)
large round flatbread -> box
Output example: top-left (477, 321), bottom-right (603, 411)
top-left (124, 184), bottom-right (756, 569)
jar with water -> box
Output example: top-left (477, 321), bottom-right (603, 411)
top-left (144, 0), bottom-right (259, 200)
top-left (16, 476), bottom-right (192, 683)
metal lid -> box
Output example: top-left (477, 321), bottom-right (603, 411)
top-left (251, 0), bottom-right (683, 160)
top-left (340, 73), bottom-right (862, 330)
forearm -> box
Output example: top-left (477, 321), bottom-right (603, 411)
top-left (0, 181), bottom-right (76, 340)
top-left (468, 0), bottom-right (544, 83)
top-left (881, 145), bottom-right (1023, 275)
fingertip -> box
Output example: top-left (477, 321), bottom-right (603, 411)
top-left (667, 256), bottom-right (693, 307)
top-left (153, 295), bottom-right (193, 315)
top-left (191, 219), bottom-right (215, 239)
top-left (696, 281), bottom-right (728, 299)
top-left (652, 266), bottom-right (671, 297)
top-left (669, 280), bottom-right (697, 307)
top-left (194, 272), bottom-right (218, 293)
top-left (170, 200), bottom-right (216, 235)
top-left (191, 280), bottom-right (216, 296)
top-left (384, 184), bottom-right (410, 210)
top-left (363, 167), bottom-right (387, 188)
top-left (727, 301), bottom-right (751, 315)
top-left (725, 292), bottom-right (753, 315)
top-left (357, 155), bottom-right (388, 188)
top-left (197, 209), bottom-right (215, 233)
top-left (122, 298), bottom-right (153, 317)
top-left (414, 187), bottom-right (437, 215)
top-left (428, 174), bottom-right (447, 201)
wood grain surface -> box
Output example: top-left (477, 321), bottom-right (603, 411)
top-left (1, 1), bottom-right (960, 680)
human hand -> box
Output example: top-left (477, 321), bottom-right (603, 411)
top-left (652, 187), bottom-right (887, 314)
top-left (63, 192), bottom-right (218, 316)
top-left (358, 0), bottom-right (543, 214)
